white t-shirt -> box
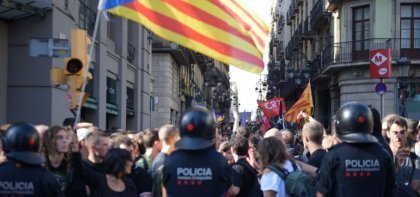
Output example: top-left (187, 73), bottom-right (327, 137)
top-left (260, 160), bottom-right (296, 197)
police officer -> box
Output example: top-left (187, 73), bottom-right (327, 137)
top-left (162, 106), bottom-right (232, 197)
top-left (0, 123), bottom-right (62, 197)
top-left (316, 102), bottom-right (395, 197)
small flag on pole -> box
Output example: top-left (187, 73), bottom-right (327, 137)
top-left (98, 0), bottom-right (270, 73)
top-left (284, 82), bottom-right (313, 122)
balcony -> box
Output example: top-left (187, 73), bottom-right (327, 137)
top-left (278, 15), bottom-right (285, 31)
top-left (327, 0), bottom-right (344, 12)
top-left (293, 0), bottom-right (300, 14)
top-left (310, 0), bottom-right (331, 31)
top-left (277, 41), bottom-right (284, 57)
top-left (286, 10), bottom-right (293, 25)
top-left (318, 38), bottom-right (420, 71)
top-left (302, 16), bottom-right (313, 37)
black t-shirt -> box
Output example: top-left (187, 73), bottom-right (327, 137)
top-left (316, 143), bottom-right (395, 197)
top-left (83, 159), bottom-right (105, 173)
top-left (163, 147), bottom-right (232, 197)
top-left (46, 159), bottom-right (68, 192)
top-left (149, 152), bottom-right (167, 197)
top-left (231, 158), bottom-right (257, 197)
top-left (73, 153), bottom-right (137, 197)
top-left (47, 158), bottom-right (88, 197)
top-left (308, 149), bottom-right (327, 168)
top-left (129, 165), bottom-right (153, 196)
top-left (0, 160), bottom-right (63, 197)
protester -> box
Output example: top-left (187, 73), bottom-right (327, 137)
top-left (0, 123), bottom-right (62, 196)
top-left (135, 128), bottom-right (161, 170)
top-left (72, 146), bottom-right (137, 197)
top-left (111, 136), bottom-right (153, 197)
top-left (230, 136), bottom-right (263, 197)
top-left (281, 129), bottom-right (297, 156)
top-left (248, 134), bottom-right (262, 171)
top-left (41, 125), bottom-right (84, 196)
top-left (84, 131), bottom-right (110, 173)
top-left (218, 141), bottom-right (234, 165)
top-left (150, 124), bottom-right (179, 197)
top-left (258, 137), bottom-right (297, 197)
top-left (301, 121), bottom-right (326, 168)
top-left (385, 115), bottom-right (420, 195)
top-left (407, 118), bottom-right (419, 142)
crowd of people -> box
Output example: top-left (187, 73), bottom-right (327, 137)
top-left (0, 102), bottom-right (419, 197)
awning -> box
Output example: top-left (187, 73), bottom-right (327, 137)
top-left (127, 107), bottom-right (135, 117)
top-left (106, 103), bottom-right (119, 115)
top-left (83, 97), bottom-right (98, 110)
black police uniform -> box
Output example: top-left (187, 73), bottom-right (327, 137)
top-left (316, 102), bottom-right (395, 197)
top-left (316, 143), bottom-right (394, 197)
top-left (0, 123), bottom-right (62, 197)
top-left (0, 160), bottom-right (62, 197)
top-left (162, 147), bottom-right (232, 197)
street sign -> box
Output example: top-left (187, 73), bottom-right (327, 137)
top-left (375, 82), bottom-right (387, 95)
top-left (370, 48), bottom-right (392, 78)
top-left (29, 38), bottom-right (70, 58)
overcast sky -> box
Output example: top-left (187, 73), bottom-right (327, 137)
top-left (229, 0), bottom-right (273, 113)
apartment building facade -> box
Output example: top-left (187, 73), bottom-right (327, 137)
top-left (0, 0), bottom-right (152, 130)
top-left (269, 0), bottom-right (420, 127)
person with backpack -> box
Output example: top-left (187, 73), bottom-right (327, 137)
top-left (316, 102), bottom-right (395, 197)
top-left (258, 136), bottom-right (304, 197)
top-left (230, 136), bottom-right (263, 197)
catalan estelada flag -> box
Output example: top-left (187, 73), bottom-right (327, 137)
top-left (98, 0), bottom-right (269, 73)
top-left (284, 82), bottom-right (314, 122)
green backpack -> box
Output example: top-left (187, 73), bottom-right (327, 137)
top-left (266, 162), bottom-right (316, 197)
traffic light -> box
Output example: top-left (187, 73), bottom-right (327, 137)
top-left (64, 29), bottom-right (92, 110)
top-left (64, 29), bottom-right (91, 76)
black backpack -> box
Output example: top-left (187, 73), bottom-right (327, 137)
top-left (234, 161), bottom-right (263, 197)
top-left (266, 162), bottom-right (316, 197)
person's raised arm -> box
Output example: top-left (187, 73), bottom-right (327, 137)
top-left (70, 132), bottom-right (103, 188)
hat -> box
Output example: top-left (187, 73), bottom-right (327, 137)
top-left (77, 128), bottom-right (92, 141)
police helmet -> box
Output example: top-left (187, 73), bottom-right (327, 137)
top-left (176, 106), bottom-right (216, 150)
top-left (4, 122), bottom-right (45, 165)
top-left (335, 102), bottom-right (378, 143)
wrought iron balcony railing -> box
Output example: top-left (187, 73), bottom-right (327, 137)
top-left (310, 0), bottom-right (330, 29)
top-left (317, 38), bottom-right (420, 70)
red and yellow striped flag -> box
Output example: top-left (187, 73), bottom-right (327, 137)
top-left (284, 82), bottom-right (313, 122)
top-left (99, 0), bottom-right (269, 73)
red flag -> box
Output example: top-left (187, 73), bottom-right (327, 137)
top-left (261, 114), bottom-right (271, 133)
top-left (258, 97), bottom-right (286, 118)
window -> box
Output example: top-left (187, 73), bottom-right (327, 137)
top-left (352, 5), bottom-right (370, 51)
top-left (107, 77), bottom-right (117, 104)
top-left (85, 67), bottom-right (94, 98)
top-left (401, 4), bottom-right (420, 49)
top-left (127, 87), bottom-right (134, 109)
top-left (107, 14), bottom-right (115, 41)
top-left (78, 0), bottom-right (96, 36)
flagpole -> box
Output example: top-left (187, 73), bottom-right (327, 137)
top-left (73, 10), bottom-right (102, 128)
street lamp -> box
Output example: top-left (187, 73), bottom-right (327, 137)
top-left (302, 65), bottom-right (312, 79)
top-left (398, 57), bottom-right (411, 77)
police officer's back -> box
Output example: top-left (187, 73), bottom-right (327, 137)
top-left (316, 102), bottom-right (395, 197)
top-left (162, 107), bottom-right (232, 197)
top-left (0, 123), bottom-right (62, 197)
